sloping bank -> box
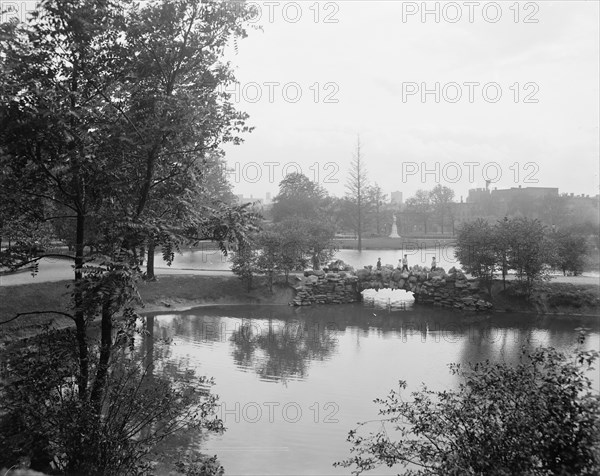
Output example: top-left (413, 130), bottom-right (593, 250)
top-left (0, 275), bottom-right (294, 345)
top-left (1, 273), bottom-right (598, 346)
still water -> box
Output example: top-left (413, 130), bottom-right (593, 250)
top-left (145, 304), bottom-right (600, 475)
top-left (155, 246), bottom-right (459, 271)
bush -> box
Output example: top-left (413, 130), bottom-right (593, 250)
top-left (336, 337), bottom-right (600, 475)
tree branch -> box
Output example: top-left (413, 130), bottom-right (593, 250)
top-left (0, 310), bottom-right (75, 325)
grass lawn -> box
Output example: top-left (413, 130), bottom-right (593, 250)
top-left (0, 274), bottom-right (294, 344)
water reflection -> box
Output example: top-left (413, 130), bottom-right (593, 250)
top-left (230, 319), bottom-right (338, 382)
top-left (145, 304), bottom-right (599, 475)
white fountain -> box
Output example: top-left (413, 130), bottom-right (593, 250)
top-left (389, 214), bottom-right (400, 238)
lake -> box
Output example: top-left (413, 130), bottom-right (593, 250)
top-left (154, 245), bottom-right (461, 271)
top-left (146, 304), bottom-right (600, 475)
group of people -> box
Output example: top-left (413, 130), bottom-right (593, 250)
top-left (375, 256), bottom-right (437, 272)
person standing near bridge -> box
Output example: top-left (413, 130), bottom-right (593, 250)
top-left (401, 255), bottom-right (409, 272)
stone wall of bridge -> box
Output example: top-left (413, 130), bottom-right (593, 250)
top-left (292, 263), bottom-right (493, 311)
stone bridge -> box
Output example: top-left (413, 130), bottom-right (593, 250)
top-left (292, 263), bottom-right (493, 312)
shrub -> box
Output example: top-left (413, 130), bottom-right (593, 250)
top-left (336, 337), bottom-right (600, 475)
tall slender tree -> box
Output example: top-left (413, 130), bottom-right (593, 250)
top-left (345, 136), bottom-right (369, 251)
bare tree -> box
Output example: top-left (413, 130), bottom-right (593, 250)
top-left (345, 136), bottom-right (369, 251)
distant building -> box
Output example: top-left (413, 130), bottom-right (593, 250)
top-left (492, 185), bottom-right (559, 201)
top-left (460, 185), bottom-right (597, 227)
top-left (466, 187), bottom-right (491, 204)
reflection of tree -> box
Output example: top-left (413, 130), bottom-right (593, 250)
top-left (230, 318), bottom-right (338, 382)
top-left (133, 316), bottom-right (221, 465)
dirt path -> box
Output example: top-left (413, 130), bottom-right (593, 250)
top-left (2, 257), bottom-right (598, 287)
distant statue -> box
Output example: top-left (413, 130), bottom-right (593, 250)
top-left (389, 215), bottom-right (400, 238)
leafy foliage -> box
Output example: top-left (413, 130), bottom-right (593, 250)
top-left (429, 184), bottom-right (455, 234)
top-left (0, 329), bottom-right (223, 475)
top-left (230, 217), bottom-right (336, 290)
top-left (271, 172), bottom-right (327, 221)
top-left (230, 242), bottom-right (258, 292)
top-left (404, 190), bottom-right (434, 234)
top-left (454, 218), bottom-right (497, 294)
top-left (506, 217), bottom-right (554, 294)
top-left (336, 339), bottom-right (600, 476)
top-left (455, 217), bottom-right (558, 296)
top-left (0, 0), bottom-right (257, 471)
top-left (548, 229), bottom-right (589, 276)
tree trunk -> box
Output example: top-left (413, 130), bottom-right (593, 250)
top-left (145, 314), bottom-right (155, 377)
top-left (146, 238), bottom-right (156, 281)
top-left (74, 211), bottom-right (88, 399)
top-left (357, 200), bottom-right (362, 252)
top-left (90, 297), bottom-right (113, 412)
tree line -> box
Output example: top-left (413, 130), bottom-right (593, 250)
top-left (455, 217), bottom-right (591, 296)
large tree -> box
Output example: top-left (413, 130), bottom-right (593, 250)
top-left (429, 184), bottom-right (455, 234)
top-left (404, 189), bottom-right (433, 234)
top-left (365, 183), bottom-right (387, 235)
top-left (271, 171), bottom-right (327, 222)
top-left (0, 0), bottom-right (257, 471)
top-left (454, 218), bottom-right (497, 295)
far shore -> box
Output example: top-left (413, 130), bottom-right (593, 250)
top-left (1, 273), bottom-right (598, 346)
top-left (335, 236), bottom-right (455, 250)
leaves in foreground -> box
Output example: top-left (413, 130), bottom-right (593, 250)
top-left (336, 341), bottom-right (600, 476)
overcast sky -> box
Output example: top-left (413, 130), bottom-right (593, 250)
top-left (222, 0), bottom-right (600, 202)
